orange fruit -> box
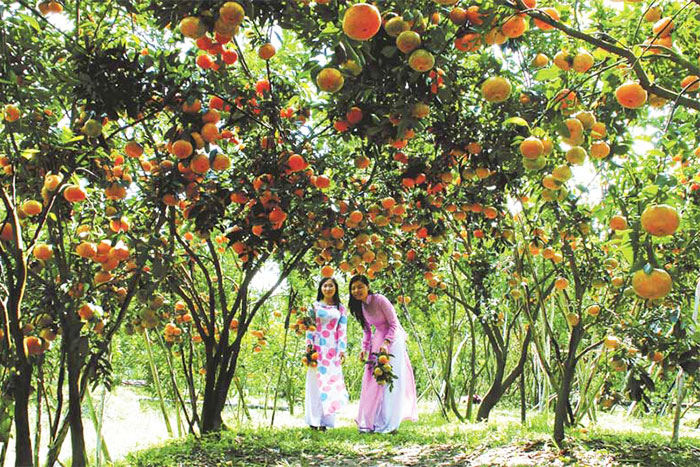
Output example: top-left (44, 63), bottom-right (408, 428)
top-left (396, 31), bottom-right (421, 54)
top-left (268, 208), bottom-right (288, 224)
top-left (212, 153), bottom-right (231, 171)
top-left (258, 43), bottom-right (276, 60)
top-left (342, 3), bottom-right (382, 41)
top-left (574, 110), bottom-right (595, 129)
top-left (604, 335), bottom-right (620, 350)
top-left (640, 204), bottom-right (680, 236)
top-left (21, 200), bottom-right (43, 216)
top-left (63, 185), bottom-right (87, 203)
top-left (182, 99), bottom-right (202, 114)
top-left (565, 146), bottom-right (587, 165)
top-left (190, 154), bottom-right (210, 174)
top-left (124, 141), bottom-right (144, 158)
top-left (534, 7), bottom-right (559, 30)
top-left (104, 182), bottom-right (127, 201)
top-left (615, 81), bottom-right (647, 109)
top-left (632, 268), bottom-right (672, 300)
top-left (172, 140), bottom-right (193, 159)
top-left (590, 141), bottom-right (611, 159)
top-left (384, 16), bottom-right (409, 37)
top-left (346, 106), bottom-right (363, 124)
top-left (591, 122), bottom-right (606, 139)
top-left (652, 17), bottom-right (674, 37)
top-left (349, 210), bottom-right (364, 223)
top-left (219, 2), bottom-right (245, 28)
top-left (180, 16), bottom-right (207, 39)
top-left (554, 277), bottom-right (569, 289)
top-left (201, 123), bottom-right (220, 143)
top-left (561, 118), bottom-right (584, 145)
top-left (354, 155), bottom-right (370, 169)
top-left (316, 68), bottom-right (344, 92)
top-left (609, 215), bottom-right (628, 231)
top-left (483, 28), bottom-right (507, 46)
top-left (481, 76), bottom-right (512, 103)
top-left (76, 242), bottom-right (97, 258)
top-left (501, 15), bottom-right (527, 39)
top-left (644, 7), bottom-right (661, 23)
top-left (288, 154), bottom-right (306, 171)
top-left (407, 49), bottom-right (435, 72)
top-left (449, 7), bottom-right (468, 25)
top-left (572, 50), bottom-right (594, 73)
top-left (681, 75), bottom-right (699, 92)
top-left (320, 265), bottom-right (334, 278)
top-left (24, 336), bottom-right (44, 356)
top-left (531, 53), bottom-right (549, 68)
top-left (4, 104), bottom-right (20, 122)
top-left (519, 136), bottom-right (544, 159)
top-left (454, 33), bottom-right (481, 52)
top-left (33, 243), bottom-right (53, 260)
top-left (553, 50), bottom-right (572, 71)
top-left (202, 109), bottom-right (220, 124)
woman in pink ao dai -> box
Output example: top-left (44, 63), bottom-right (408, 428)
top-left (305, 277), bottom-right (349, 430)
top-left (349, 275), bottom-right (418, 433)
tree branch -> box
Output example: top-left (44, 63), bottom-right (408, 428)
top-left (503, 0), bottom-right (700, 111)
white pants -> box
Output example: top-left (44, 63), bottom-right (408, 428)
top-left (305, 369), bottom-right (336, 428)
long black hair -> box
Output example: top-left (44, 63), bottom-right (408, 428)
top-left (316, 277), bottom-right (340, 306)
top-left (348, 274), bottom-right (371, 331)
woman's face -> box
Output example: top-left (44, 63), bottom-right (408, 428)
top-left (350, 280), bottom-right (369, 302)
top-left (321, 280), bottom-right (336, 299)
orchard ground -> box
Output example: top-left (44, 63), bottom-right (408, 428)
top-left (8, 385), bottom-right (699, 466)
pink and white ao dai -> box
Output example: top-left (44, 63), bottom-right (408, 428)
top-left (356, 294), bottom-right (418, 433)
top-left (304, 301), bottom-right (349, 428)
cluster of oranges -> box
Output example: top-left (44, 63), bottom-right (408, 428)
top-left (301, 344), bottom-right (319, 367)
top-left (179, 2), bottom-right (245, 70)
top-left (367, 348), bottom-right (396, 388)
top-left (517, 103), bottom-right (610, 203)
top-left (163, 322), bottom-right (184, 344)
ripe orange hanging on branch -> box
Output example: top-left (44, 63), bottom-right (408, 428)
top-left (342, 3), bottom-right (381, 41)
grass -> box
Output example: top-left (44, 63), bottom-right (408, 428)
top-left (120, 410), bottom-right (700, 466)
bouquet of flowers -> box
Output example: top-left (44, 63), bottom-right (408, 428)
top-left (301, 344), bottom-right (319, 368)
top-left (366, 348), bottom-right (397, 391)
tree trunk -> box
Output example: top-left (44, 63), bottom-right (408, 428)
top-left (66, 319), bottom-right (87, 467)
top-left (14, 363), bottom-right (33, 467)
top-left (553, 359), bottom-right (575, 446)
top-left (200, 340), bottom-right (242, 432)
top-left (476, 356), bottom-right (505, 421)
top-left (520, 371), bottom-right (527, 424)
top-left (476, 329), bottom-right (532, 421)
top-left (553, 328), bottom-right (583, 447)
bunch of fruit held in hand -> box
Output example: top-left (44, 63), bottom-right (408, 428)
top-left (366, 347), bottom-right (397, 390)
top-left (302, 344), bottom-right (319, 368)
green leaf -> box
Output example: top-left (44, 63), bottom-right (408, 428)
top-left (21, 149), bottom-right (39, 160)
top-left (18, 13), bottom-right (41, 33)
top-left (641, 184), bottom-right (659, 196)
top-left (654, 174), bottom-right (677, 188)
top-left (504, 117), bottom-right (530, 128)
top-left (533, 67), bottom-right (560, 82)
top-left (380, 46), bottom-right (397, 58)
top-left (620, 236), bottom-right (634, 265)
top-left (556, 121), bottom-right (570, 138)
